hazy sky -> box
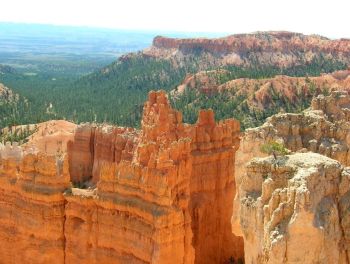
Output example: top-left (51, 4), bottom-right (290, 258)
top-left (1, 0), bottom-right (349, 38)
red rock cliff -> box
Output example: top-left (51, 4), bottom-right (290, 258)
top-left (152, 32), bottom-right (350, 56)
top-left (0, 143), bottom-right (70, 264)
top-left (0, 90), bottom-right (242, 263)
top-left (189, 110), bottom-right (243, 263)
top-left (64, 91), bottom-right (242, 263)
top-left (67, 125), bottom-right (138, 184)
top-left (143, 32), bottom-right (350, 68)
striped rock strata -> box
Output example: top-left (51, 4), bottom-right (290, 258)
top-left (0, 90), bottom-right (243, 264)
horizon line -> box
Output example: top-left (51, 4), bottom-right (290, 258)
top-left (0, 20), bottom-right (347, 41)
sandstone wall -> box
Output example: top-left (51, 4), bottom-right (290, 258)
top-left (233, 91), bottom-right (350, 235)
top-left (189, 110), bottom-right (243, 263)
top-left (0, 144), bottom-right (70, 264)
top-left (67, 124), bottom-right (95, 183)
top-left (0, 90), bottom-right (243, 263)
top-left (234, 90), bottom-right (350, 263)
top-left (67, 125), bottom-right (138, 184)
top-left (65, 91), bottom-right (195, 263)
top-left (64, 91), bottom-right (243, 263)
top-left (239, 153), bottom-right (350, 263)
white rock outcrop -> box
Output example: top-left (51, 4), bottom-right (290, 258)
top-left (233, 91), bottom-right (350, 263)
top-left (240, 153), bottom-right (350, 263)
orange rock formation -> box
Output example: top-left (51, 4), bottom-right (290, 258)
top-left (152, 32), bottom-right (350, 56)
top-left (144, 32), bottom-right (350, 67)
top-left (0, 120), bottom-right (76, 263)
top-left (0, 90), bottom-right (242, 263)
top-left (174, 69), bottom-right (350, 110)
top-left (0, 145), bottom-right (70, 264)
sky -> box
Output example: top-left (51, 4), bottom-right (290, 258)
top-left (0, 0), bottom-right (349, 39)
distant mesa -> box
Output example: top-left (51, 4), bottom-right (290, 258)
top-left (144, 31), bottom-right (350, 68)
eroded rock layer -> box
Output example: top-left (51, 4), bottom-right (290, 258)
top-left (145, 32), bottom-right (350, 67)
top-left (65, 91), bottom-right (195, 263)
top-left (65, 91), bottom-right (242, 263)
top-left (67, 125), bottom-right (138, 184)
top-left (174, 69), bottom-right (350, 110)
top-left (240, 153), bottom-right (350, 263)
top-left (0, 143), bottom-right (70, 264)
top-left (233, 90), bottom-right (350, 263)
top-left (189, 110), bottom-right (243, 263)
top-left (235, 90), bottom-right (350, 184)
top-left (0, 90), bottom-right (242, 263)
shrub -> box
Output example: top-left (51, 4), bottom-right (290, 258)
top-left (260, 141), bottom-right (289, 159)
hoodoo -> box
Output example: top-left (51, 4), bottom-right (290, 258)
top-left (0, 90), bottom-right (243, 263)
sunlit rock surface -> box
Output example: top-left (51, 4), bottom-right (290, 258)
top-left (65, 91), bottom-right (242, 263)
top-left (0, 90), bottom-right (242, 263)
top-left (0, 146), bottom-right (70, 264)
top-left (240, 153), bottom-right (350, 263)
top-left (144, 32), bottom-right (350, 68)
top-left (233, 91), bottom-right (350, 263)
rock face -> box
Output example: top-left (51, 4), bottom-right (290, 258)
top-left (22, 120), bottom-right (77, 155)
top-left (233, 90), bottom-right (350, 263)
top-left (0, 90), bottom-right (243, 263)
top-left (0, 143), bottom-right (70, 264)
top-left (234, 90), bottom-right (350, 206)
top-left (0, 121), bottom-right (75, 264)
top-left (189, 109), bottom-right (243, 263)
top-left (65, 91), bottom-right (242, 263)
top-left (67, 124), bottom-right (138, 184)
top-left (65, 91), bottom-right (196, 263)
top-left (239, 153), bottom-right (350, 263)
top-left (235, 90), bottom-right (350, 169)
top-left (145, 32), bottom-right (350, 67)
